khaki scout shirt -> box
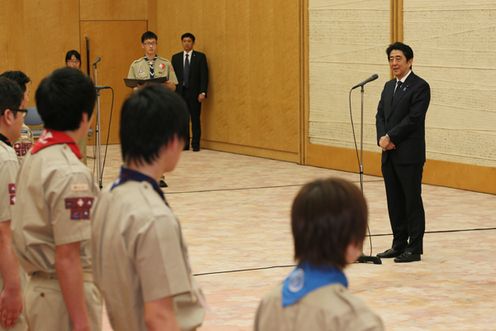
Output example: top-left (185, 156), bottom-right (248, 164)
top-left (92, 181), bottom-right (205, 331)
top-left (127, 55), bottom-right (179, 84)
top-left (11, 144), bottom-right (97, 274)
top-left (0, 140), bottom-right (18, 223)
top-left (255, 284), bottom-right (384, 331)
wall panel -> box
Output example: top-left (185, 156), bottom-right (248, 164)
top-left (81, 20), bottom-right (147, 144)
top-left (156, 0), bottom-right (301, 161)
top-left (403, 0), bottom-right (496, 168)
top-left (0, 0), bottom-right (80, 108)
top-left (80, 0), bottom-right (147, 20)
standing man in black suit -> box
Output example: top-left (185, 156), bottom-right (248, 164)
top-left (375, 42), bottom-right (430, 263)
top-left (172, 33), bottom-right (209, 152)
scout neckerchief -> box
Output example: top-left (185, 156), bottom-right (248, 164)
top-left (146, 55), bottom-right (158, 79)
top-left (281, 262), bottom-right (348, 307)
top-left (31, 129), bottom-right (82, 159)
top-left (0, 133), bottom-right (12, 147)
top-left (111, 167), bottom-right (166, 204)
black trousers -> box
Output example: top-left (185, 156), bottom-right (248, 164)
top-left (382, 161), bottom-right (425, 254)
top-left (180, 89), bottom-right (202, 149)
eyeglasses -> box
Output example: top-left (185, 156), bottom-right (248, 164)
top-left (13, 109), bottom-right (28, 118)
top-left (0, 108), bottom-right (28, 118)
top-left (143, 42), bottom-right (157, 47)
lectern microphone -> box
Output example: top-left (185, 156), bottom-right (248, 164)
top-left (92, 56), bottom-right (102, 67)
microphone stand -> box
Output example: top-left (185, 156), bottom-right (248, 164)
top-left (356, 84), bottom-right (382, 264)
top-left (92, 59), bottom-right (103, 190)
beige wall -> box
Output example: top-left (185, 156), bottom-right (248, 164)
top-left (305, 0), bottom-right (496, 193)
top-left (404, 1), bottom-right (496, 168)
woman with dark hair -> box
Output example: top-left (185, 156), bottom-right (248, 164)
top-left (65, 50), bottom-right (81, 69)
top-left (255, 178), bottom-right (384, 331)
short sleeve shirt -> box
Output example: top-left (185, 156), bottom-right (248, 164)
top-left (127, 56), bottom-right (179, 84)
top-left (255, 284), bottom-right (384, 331)
top-left (0, 140), bottom-right (18, 223)
top-left (11, 144), bottom-right (97, 274)
top-left (92, 180), bottom-right (205, 331)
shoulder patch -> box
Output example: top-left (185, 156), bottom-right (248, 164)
top-left (65, 197), bottom-right (94, 220)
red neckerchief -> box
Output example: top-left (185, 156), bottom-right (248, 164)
top-left (31, 129), bottom-right (82, 159)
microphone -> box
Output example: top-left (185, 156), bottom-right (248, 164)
top-left (95, 86), bottom-right (111, 90)
top-left (92, 56), bottom-right (102, 66)
top-left (351, 74), bottom-right (379, 90)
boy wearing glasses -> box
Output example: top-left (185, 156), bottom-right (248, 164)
top-left (128, 31), bottom-right (178, 91)
top-left (11, 68), bottom-right (102, 331)
top-left (0, 77), bottom-right (28, 331)
top-left (0, 71), bottom-right (33, 163)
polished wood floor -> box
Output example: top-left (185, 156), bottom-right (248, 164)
top-left (88, 146), bottom-right (496, 331)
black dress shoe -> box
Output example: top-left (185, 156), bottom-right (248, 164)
top-left (183, 145), bottom-right (190, 151)
top-left (159, 179), bottom-right (168, 188)
top-left (376, 248), bottom-right (403, 258)
top-left (192, 147), bottom-right (200, 152)
top-left (394, 251), bottom-right (421, 263)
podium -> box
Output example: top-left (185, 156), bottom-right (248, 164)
top-left (124, 77), bottom-right (168, 88)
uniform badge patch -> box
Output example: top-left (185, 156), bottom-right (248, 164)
top-left (159, 63), bottom-right (165, 70)
top-left (65, 197), bottom-right (94, 220)
top-left (8, 183), bottom-right (16, 205)
top-left (71, 183), bottom-right (89, 192)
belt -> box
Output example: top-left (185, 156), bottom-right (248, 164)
top-left (30, 271), bottom-right (94, 282)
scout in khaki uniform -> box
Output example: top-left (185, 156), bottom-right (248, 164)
top-left (128, 30), bottom-right (178, 90)
top-left (128, 30), bottom-right (177, 188)
top-left (254, 178), bottom-right (384, 331)
top-left (92, 85), bottom-right (205, 331)
top-left (0, 77), bottom-right (28, 331)
top-left (11, 68), bottom-right (102, 331)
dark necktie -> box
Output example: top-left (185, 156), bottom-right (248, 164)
top-left (394, 80), bottom-right (403, 95)
top-left (183, 53), bottom-right (190, 88)
top-left (148, 58), bottom-right (155, 78)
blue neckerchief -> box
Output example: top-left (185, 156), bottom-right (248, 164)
top-left (282, 262), bottom-right (348, 307)
top-left (111, 167), bottom-right (167, 204)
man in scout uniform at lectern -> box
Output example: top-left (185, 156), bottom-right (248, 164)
top-left (128, 30), bottom-right (178, 91)
top-left (128, 30), bottom-right (178, 188)
top-left (11, 68), bottom-right (102, 331)
top-left (0, 77), bottom-right (28, 331)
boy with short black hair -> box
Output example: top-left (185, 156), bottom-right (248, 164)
top-left (12, 68), bottom-right (102, 331)
top-left (92, 85), bottom-right (205, 331)
top-left (0, 76), bottom-right (28, 331)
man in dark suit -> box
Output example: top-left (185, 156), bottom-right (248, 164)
top-left (171, 32), bottom-right (209, 152)
top-left (375, 42), bottom-right (431, 263)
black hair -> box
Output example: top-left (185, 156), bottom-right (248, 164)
top-left (181, 32), bottom-right (196, 43)
top-left (291, 177), bottom-right (368, 268)
top-left (65, 50), bottom-right (81, 62)
top-left (141, 31), bottom-right (158, 43)
top-left (0, 71), bottom-right (31, 93)
top-left (35, 68), bottom-right (96, 131)
top-left (120, 84), bottom-right (188, 165)
top-left (386, 42), bottom-right (414, 61)
top-left (0, 77), bottom-right (23, 115)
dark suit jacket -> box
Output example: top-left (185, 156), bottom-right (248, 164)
top-left (171, 50), bottom-right (209, 98)
top-left (376, 72), bottom-right (430, 165)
